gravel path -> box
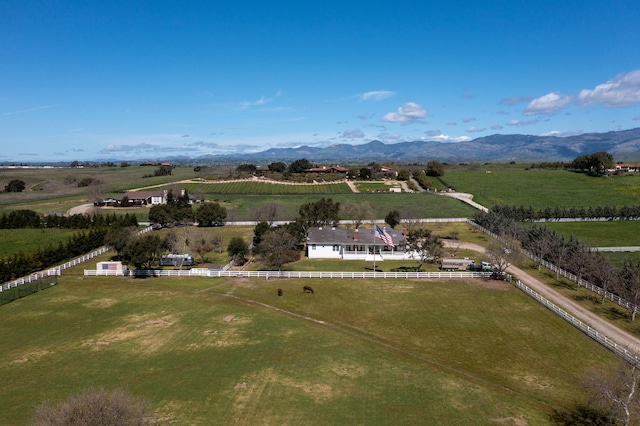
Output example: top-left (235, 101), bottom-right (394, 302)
top-left (66, 203), bottom-right (94, 216)
top-left (449, 241), bottom-right (640, 356)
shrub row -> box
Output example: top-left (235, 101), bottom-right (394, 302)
top-left (0, 210), bottom-right (138, 229)
top-left (0, 228), bottom-right (108, 283)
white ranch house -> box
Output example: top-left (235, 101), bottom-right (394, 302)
top-left (306, 226), bottom-right (410, 261)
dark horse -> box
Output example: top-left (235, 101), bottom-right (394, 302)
top-left (277, 288), bottom-right (283, 297)
top-left (303, 285), bottom-right (314, 294)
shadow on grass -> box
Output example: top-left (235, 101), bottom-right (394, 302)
top-left (602, 305), bottom-right (630, 322)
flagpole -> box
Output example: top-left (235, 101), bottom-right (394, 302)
top-left (373, 223), bottom-right (377, 274)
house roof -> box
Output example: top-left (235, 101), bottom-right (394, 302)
top-left (122, 190), bottom-right (165, 200)
top-left (307, 226), bottom-right (405, 246)
top-left (304, 166), bottom-right (349, 173)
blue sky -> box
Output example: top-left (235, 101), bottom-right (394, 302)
top-left (2, 1), bottom-right (640, 162)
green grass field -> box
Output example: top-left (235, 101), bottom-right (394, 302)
top-left (444, 169), bottom-right (640, 209)
top-left (0, 228), bottom-right (79, 256)
top-left (0, 272), bottom-right (620, 425)
top-left (170, 180), bottom-right (353, 195)
top-left (218, 192), bottom-right (476, 221)
top-left (528, 220), bottom-right (640, 247)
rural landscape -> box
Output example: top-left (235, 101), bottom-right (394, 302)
top-left (1, 152), bottom-right (640, 425)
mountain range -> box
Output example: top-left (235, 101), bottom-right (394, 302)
top-left (196, 127), bottom-right (640, 165)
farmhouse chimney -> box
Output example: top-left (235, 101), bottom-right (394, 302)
top-left (353, 228), bottom-right (358, 241)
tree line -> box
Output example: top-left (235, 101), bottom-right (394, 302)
top-left (488, 203), bottom-right (640, 221)
top-left (0, 210), bottom-right (138, 229)
top-left (474, 209), bottom-right (640, 321)
top-left (0, 210), bottom-right (138, 282)
top-left (0, 228), bottom-right (109, 282)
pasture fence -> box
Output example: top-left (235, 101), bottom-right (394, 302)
top-left (83, 269), bottom-right (501, 280)
top-left (0, 226), bottom-right (153, 294)
top-left (466, 219), bottom-right (640, 319)
top-left (516, 280), bottom-right (640, 363)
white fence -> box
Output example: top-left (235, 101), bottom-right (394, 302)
top-left (517, 280), bottom-right (640, 363)
top-left (0, 226), bottom-right (153, 293)
top-left (84, 269), bottom-right (498, 279)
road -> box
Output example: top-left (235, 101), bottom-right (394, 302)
top-left (448, 241), bottom-right (640, 356)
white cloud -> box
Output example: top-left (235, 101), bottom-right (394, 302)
top-left (466, 126), bottom-right (485, 133)
top-left (539, 130), bottom-right (583, 137)
top-left (499, 96), bottom-right (533, 106)
top-left (491, 125), bottom-right (503, 130)
top-left (341, 129), bottom-right (365, 139)
top-left (381, 102), bottom-right (427, 124)
top-left (239, 91), bottom-right (282, 109)
top-left (424, 133), bottom-right (471, 143)
top-left (425, 130), bottom-right (442, 137)
top-left (360, 90), bottom-right (396, 101)
top-left (3, 104), bottom-right (60, 116)
top-left (506, 119), bottom-right (539, 126)
top-left (462, 117), bottom-right (476, 123)
top-left (577, 69), bottom-right (640, 107)
top-left (524, 92), bottom-right (572, 115)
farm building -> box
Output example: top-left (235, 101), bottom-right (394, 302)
top-left (304, 166), bottom-right (349, 174)
top-left (96, 261), bottom-right (127, 272)
top-left (306, 226), bottom-right (409, 261)
top-left (121, 190), bottom-right (168, 206)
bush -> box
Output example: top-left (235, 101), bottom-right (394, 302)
top-left (30, 387), bottom-right (154, 426)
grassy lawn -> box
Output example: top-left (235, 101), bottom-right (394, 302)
top-left (0, 228), bottom-right (79, 256)
top-left (220, 192), bottom-right (476, 221)
top-left (354, 181), bottom-right (403, 192)
top-left (527, 220), bottom-right (640, 247)
top-left (0, 273), bottom-right (619, 424)
top-left (444, 169), bottom-right (640, 209)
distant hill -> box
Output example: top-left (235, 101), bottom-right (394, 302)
top-left (198, 127), bottom-right (640, 165)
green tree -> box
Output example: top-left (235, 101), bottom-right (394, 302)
top-left (227, 237), bottom-right (249, 265)
top-left (122, 234), bottom-right (168, 269)
top-left (359, 167), bottom-right (372, 180)
top-left (236, 164), bottom-right (257, 173)
top-left (268, 161), bottom-right (287, 173)
top-left (288, 158), bottom-right (313, 173)
top-left (298, 198), bottom-right (340, 232)
top-left (195, 202), bottom-right (227, 226)
top-left (426, 160), bottom-right (445, 177)
top-left (385, 210), bottom-right (401, 229)
top-left (148, 204), bottom-right (173, 225)
top-left (397, 169), bottom-right (411, 181)
top-left (103, 226), bottom-right (135, 259)
top-left (571, 151), bottom-right (614, 174)
top-left (252, 221), bottom-right (271, 247)
top-left (5, 179), bottom-right (26, 192)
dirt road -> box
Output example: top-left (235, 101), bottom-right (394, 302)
top-left (447, 241), bottom-right (640, 356)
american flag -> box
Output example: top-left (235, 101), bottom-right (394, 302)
top-left (375, 225), bottom-right (395, 248)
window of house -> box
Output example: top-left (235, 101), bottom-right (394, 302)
top-left (312, 244), bottom-right (316, 250)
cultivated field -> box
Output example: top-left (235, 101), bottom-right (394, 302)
top-left (444, 168), bottom-right (640, 209)
top-left (0, 270), bottom-right (620, 425)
